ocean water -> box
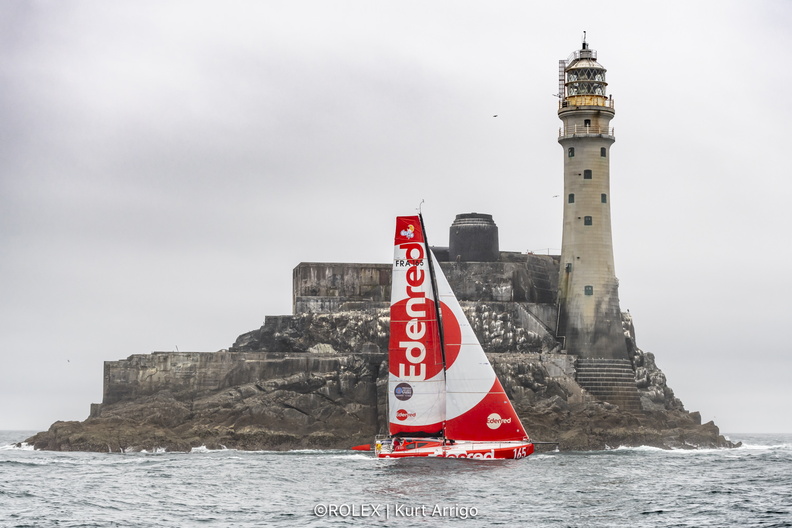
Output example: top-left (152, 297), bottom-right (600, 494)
top-left (1, 431), bottom-right (790, 527)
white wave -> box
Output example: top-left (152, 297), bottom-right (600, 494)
top-left (328, 453), bottom-right (372, 460)
top-left (733, 442), bottom-right (792, 451)
top-left (189, 445), bottom-right (229, 453)
top-left (528, 453), bottom-right (557, 460)
top-left (137, 447), bottom-right (170, 454)
top-left (724, 433), bottom-right (792, 448)
top-left (612, 445), bottom-right (666, 452)
top-left (187, 448), bottom-right (339, 455)
top-left (611, 444), bottom-right (734, 454)
top-left (0, 442), bottom-right (34, 451)
top-left (608, 442), bottom-right (792, 455)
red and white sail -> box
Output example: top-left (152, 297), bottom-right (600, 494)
top-left (431, 247), bottom-right (528, 442)
top-left (387, 216), bottom-right (445, 436)
top-left (387, 214), bottom-right (528, 443)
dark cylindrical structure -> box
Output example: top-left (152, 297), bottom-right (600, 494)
top-left (448, 213), bottom-right (499, 262)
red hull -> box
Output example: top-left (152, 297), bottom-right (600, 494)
top-left (374, 438), bottom-right (534, 460)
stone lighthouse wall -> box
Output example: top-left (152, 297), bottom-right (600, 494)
top-left (556, 48), bottom-right (629, 362)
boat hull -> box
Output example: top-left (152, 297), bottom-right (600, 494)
top-left (375, 439), bottom-right (534, 460)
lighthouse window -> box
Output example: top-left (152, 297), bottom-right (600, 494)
top-left (601, 147), bottom-right (607, 157)
top-left (584, 216), bottom-right (593, 225)
top-left (569, 194), bottom-right (575, 203)
top-left (584, 119), bottom-right (591, 127)
top-left (568, 147), bottom-right (575, 157)
top-left (583, 169), bottom-right (592, 179)
top-left (584, 285), bottom-right (594, 295)
top-left (601, 194), bottom-right (607, 203)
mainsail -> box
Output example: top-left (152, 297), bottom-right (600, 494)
top-left (387, 216), bottom-right (445, 436)
top-left (387, 215), bottom-right (528, 442)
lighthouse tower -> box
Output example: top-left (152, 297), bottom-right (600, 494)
top-left (556, 37), bottom-right (629, 363)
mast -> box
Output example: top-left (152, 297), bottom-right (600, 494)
top-left (419, 213), bottom-right (447, 371)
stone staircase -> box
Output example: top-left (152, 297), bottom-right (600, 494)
top-left (575, 358), bottom-right (642, 412)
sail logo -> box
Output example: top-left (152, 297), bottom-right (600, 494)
top-left (400, 224), bottom-right (415, 239)
top-left (394, 383), bottom-right (413, 401)
top-left (392, 242), bottom-right (432, 382)
top-left (395, 409), bottom-right (416, 421)
top-left (486, 413), bottom-right (511, 430)
top-left (395, 217), bottom-right (424, 244)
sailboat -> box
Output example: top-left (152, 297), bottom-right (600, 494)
top-left (374, 214), bottom-right (534, 460)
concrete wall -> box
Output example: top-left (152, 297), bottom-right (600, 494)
top-left (291, 254), bottom-right (560, 314)
top-left (516, 303), bottom-right (559, 336)
top-left (292, 263), bottom-right (390, 313)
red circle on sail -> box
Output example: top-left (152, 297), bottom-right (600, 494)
top-left (439, 302), bottom-right (461, 370)
top-left (388, 299), bottom-right (462, 378)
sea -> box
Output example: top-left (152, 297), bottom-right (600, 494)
top-left (1, 431), bottom-right (790, 527)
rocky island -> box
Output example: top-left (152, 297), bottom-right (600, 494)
top-left (26, 216), bottom-right (736, 452)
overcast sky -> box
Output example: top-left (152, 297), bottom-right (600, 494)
top-left (1, 1), bottom-right (790, 436)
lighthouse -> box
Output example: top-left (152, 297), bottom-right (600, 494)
top-left (556, 37), bottom-right (630, 363)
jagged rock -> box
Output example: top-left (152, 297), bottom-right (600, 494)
top-left (26, 307), bottom-right (737, 452)
top-left (26, 348), bottom-right (736, 453)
